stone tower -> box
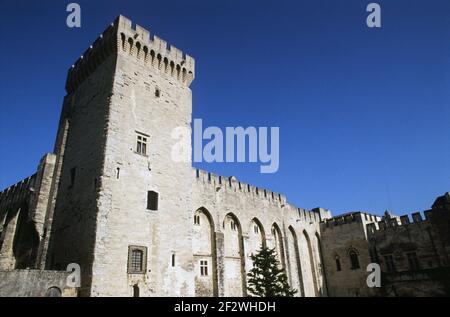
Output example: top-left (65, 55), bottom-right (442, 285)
top-left (46, 15), bottom-right (196, 296)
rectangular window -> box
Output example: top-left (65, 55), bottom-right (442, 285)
top-left (147, 191), bottom-right (159, 210)
top-left (131, 250), bottom-right (143, 271)
top-left (384, 255), bottom-right (396, 272)
top-left (128, 246), bottom-right (147, 274)
top-left (200, 260), bottom-right (208, 276)
top-left (406, 252), bottom-right (420, 271)
top-left (136, 133), bottom-right (148, 155)
top-left (172, 253), bottom-right (176, 267)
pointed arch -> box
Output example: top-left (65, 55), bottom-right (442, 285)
top-left (250, 217), bottom-right (266, 248)
top-left (245, 217), bottom-right (266, 282)
top-left (347, 247), bottom-right (360, 270)
top-left (13, 205), bottom-right (39, 269)
top-left (287, 226), bottom-right (304, 296)
top-left (314, 232), bottom-right (328, 296)
top-left (303, 230), bottom-right (319, 296)
top-left (193, 207), bottom-right (218, 296)
top-left (270, 222), bottom-right (286, 269)
top-left (223, 213), bottom-right (246, 296)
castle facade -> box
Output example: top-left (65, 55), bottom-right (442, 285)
top-left (0, 16), bottom-right (448, 297)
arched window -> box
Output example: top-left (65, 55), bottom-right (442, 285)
top-left (349, 249), bottom-right (360, 269)
top-left (46, 287), bottom-right (62, 297)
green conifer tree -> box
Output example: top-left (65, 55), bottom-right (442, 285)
top-left (247, 246), bottom-right (297, 297)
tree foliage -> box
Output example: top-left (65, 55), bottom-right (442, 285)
top-left (247, 246), bottom-right (297, 297)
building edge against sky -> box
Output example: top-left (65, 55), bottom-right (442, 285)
top-left (0, 15), bottom-right (449, 297)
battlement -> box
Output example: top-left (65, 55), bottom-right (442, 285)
top-left (366, 211), bottom-right (431, 235)
top-left (65, 21), bottom-right (117, 93)
top-left (0, 174), bottom-right (36, 209)
top-left (194, 168), bottom-right (286, 205)
top-left (66, 15), bottom-right (195, 94)
top-left (321, 211), bottom-right (381, 230)
top-left (193, 168), bottom-right (330, 222)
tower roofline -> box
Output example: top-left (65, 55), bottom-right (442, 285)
top-left (65, 15), bottom-right (195, 94)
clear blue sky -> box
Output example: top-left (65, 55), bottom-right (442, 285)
top-left (0, 0), bottom-right (449, 216)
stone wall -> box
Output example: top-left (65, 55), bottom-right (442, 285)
top-left (0, 269), bottom-right (77, 297)
top-left (320, 212), bottom-right (381, 297)
top-left (367, 194), bottom-right (450, 296)
top-left (86, 15), bottom-right (196, 297)
top-left (0, 154), bottom-right (57, 271)
top-left (192, 170), bottom-right (330, 297)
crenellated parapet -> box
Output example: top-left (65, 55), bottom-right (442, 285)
top-left (65, 22), bottom-right (117, 94)
top-left (66, 15), bottom-right (195, 94)
top-left (193, 168), bottom-right (329, 223)
top-left (0, 175), bottom-right (36, 212)
top-left (116, 15), bottom-right (195, 87)
top-left (366, 211), bottom-right (431, 235)
top-left (194, 168), bottom-right (286, 206)
top-left (320, 211), bottom-right (381, 231)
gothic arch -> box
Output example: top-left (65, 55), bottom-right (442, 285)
top-left (314, 232), bottom-right (328, 296)
top-left (270, 223), bottom-right (286, 269)
top-left (222, 213), bottom-right (246, 296)
top-left (250, 217), bottom-right (266, 248)
top-left (193, 207), bottom-right (218, 296)
top-left (13, 205), bottom-right (39, 269)
top-left (245, 218), bottom-right (266, 281)
top-left (303, 230), bottom-right (319, 296)
top-left (287, 226), bottom-right (304, 296)
top-left (347, 247), bottom-right (360, 270)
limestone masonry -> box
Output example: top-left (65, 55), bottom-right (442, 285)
top-left (0, 16), bottom-right (449, 297)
